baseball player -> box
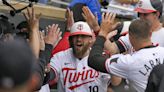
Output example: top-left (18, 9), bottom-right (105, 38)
top-left (88, 12), bottom-right (164, 92)
top-left (49, 21), bottom-right (110, 92)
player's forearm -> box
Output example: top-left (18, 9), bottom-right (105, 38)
top-left (39, 44), bottom-right (53, 65)
top-left (31, 44), bottom-right (53, 90)
top-left (105, 41), bottom-right (120, 55)
top-left (88, 36), bottom-right (108, 73)
top-left (29, 30), bottom-right (40, 59)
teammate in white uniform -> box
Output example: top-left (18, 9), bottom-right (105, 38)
top-left (118, 26), bottom-right (164, 54)
top-left (50, 21), bottom-right (110, 92)
top-left (108, 0), bottom-right (164, 54)
top-left (88, 14), bottom-right (164, 92)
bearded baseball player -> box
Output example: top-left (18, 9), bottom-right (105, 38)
top-left (49, 21), bottom-right (110, 92)
top-left (88, 12), bottom-right (164, 92)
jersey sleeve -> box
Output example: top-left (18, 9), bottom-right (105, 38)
top-left (116, 34), bottom-right (132, 53)
top-left (50, 53), bottom-right (62, 82)
top-left (105, 54), bottom-right (133, 79)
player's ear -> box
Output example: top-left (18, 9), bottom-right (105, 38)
top-left (154, 12), bottom-right (160, 18)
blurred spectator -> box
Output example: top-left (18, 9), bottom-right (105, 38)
top-left (16, 21), bottom-right (29, 39)
top-left (38, 0), bottom-right (48, 4)
top-left (0, 15), bottom-right (16, 41)
top-left (0, 40), bottom-right (36, 92)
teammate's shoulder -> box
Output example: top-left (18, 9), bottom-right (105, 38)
top-left (112, 54), bottom-right (134, 63)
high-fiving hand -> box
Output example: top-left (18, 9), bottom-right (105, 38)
top-left (23, 7), bottom-right (41, 32)
top-left (99, 12), bottom-right (120, 37)
top-left (45, 24), bottom-right (62, 48)
top-left (82, 6), bottom-right (100, 32)
top-left (66, 8), bottom-right (74, 31)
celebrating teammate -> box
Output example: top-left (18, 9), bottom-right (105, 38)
top-left (82, 0), bottom-right (164, 55)
top-left (49, 21), bottom-right (110, 92)
top-left (88, 12), bottom-right (164, 92)
top-left (105, 0), bottom-right (164, 55)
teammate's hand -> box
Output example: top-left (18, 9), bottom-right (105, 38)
top-left (66, 8), bottom-right (74, 31)
top-left (82, 6), bottom-right (100, 32)
top-left (104, 30), bottom-right (117, 50)
top-left (44, 24), bottom-right (62, 48)
top-left (23, 7), bottom-right (41, 32)
top-left (99, 12), bottom-right (120, 37)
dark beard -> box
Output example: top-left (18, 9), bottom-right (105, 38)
top-left (72, 43), bottom-right (90, 58)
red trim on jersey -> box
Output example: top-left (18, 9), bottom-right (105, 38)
top-left (103, 50), bottom-right (111, 57)
top-left (118, 39), bottom-right (128, 51)
top-left (49, 66), bottom-right (59, 86)
top-left (120, 31), bottom-right (128, 36)
top-left (68, 80), bottom-right (95, 90)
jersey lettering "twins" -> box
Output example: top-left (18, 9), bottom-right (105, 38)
top-left (62, 67), bottom-right (99, 90)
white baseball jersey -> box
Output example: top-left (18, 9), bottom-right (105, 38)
top-left (118, 27), bottom-right (164, 54)
top-left (50, 48), bottom-right (110, 92)
top-left (105, 46), bottom-right (164, 92)
top-left (39, 84), bottom-right (50, 92)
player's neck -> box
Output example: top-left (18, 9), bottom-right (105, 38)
top-left (74, 50), bottom-right (90, 60)
top-left (134, 41), bottom-right (153, 51)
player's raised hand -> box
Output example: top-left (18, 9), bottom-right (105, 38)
top-left (99, 12), bottom-right (120, 37)
top-left (45, 24), bottom-right (62, 48)
top-left (23, 7), bottom-right (41, 32)
top-left (65, 8), bottom-right (74, 31)
top-left (82, 6), bottom-right (100, 32)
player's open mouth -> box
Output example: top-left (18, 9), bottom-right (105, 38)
top-left (75, 44), bottom-right (83, 48)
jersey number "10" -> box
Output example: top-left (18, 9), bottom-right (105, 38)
top-left (89, 85), bottom-right (99, 92)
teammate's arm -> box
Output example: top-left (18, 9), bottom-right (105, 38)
top-left (88, 11), bottom-right (124, 71)
top-left (88, 36), bottom-right (108, 73)
top-left (104, 34), bottom-right (120, 55)
top-left (104, 39), bottom-right (127, 55)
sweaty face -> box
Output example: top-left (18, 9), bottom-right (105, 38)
top-left (69, 35), bottom-right (92, 56)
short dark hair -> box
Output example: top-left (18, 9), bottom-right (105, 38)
top-left (70, 3), bottom-right (86, 22)
top-left (129, 19), bottom-right (152, 39)
top-left (16, 21), bottom-right (28, 30)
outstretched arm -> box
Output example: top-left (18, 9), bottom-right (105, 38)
top-left (30, 24), bottom-right (62, 90)
top-left (88, 12), bottom-right (120, 72)
top-left (24, 7), bottom-right (41, 59)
